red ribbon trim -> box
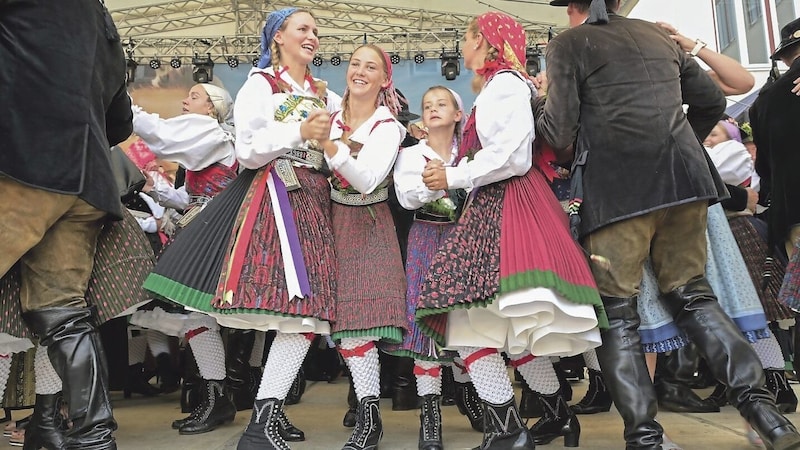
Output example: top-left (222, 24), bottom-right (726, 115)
top-left (413, 365), bottom-right (442, 377)
top-left (509, 353), bottom-right (536, 368)
top-left (185, 326), bottom-right (209, 341)
top-left (339, 341), bottom-right (375, 359)
top-left (461, 347), bottom-right (498, 370)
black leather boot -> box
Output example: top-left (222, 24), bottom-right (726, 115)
top-left (23, 307), bottom-right (118, 450)
top-left (226, 329), bottom-right (257, 411)
top-left (552, 362), bottom-right (573, 402)
top-left (343, 376), bottom-right (358, 428)
top-left (177, 379), bottom-right (236, 435)
top-left (237, 398), bottom-right (289, 450)
top-left (441, 366), bottom-right (456, 407)
top-left (393, 357), bottom-right (419, 411)
top-left (475, 397), bottom-right (535, 450)
top-left (418, 395), bottom-right (443, 450)
top-left (594, 296), bottom-right (663, 449)
top-left (663, 278), bottom-right (800, 450)
top-left (22, 393), bottom-right (65, 450)
top-left (343, 396), bottom-right (383, 450)
top-left (124, 362), bottom-right (161, 398)
top-left (180, 346), bottom-right (202, 414)
top-left (766, 368), bottom-right (798, 414)
top-left (570, 369), bottom-right (612, 414)
top-left (455, 381), bottom-right (484, 432)
top-left (529, 390), bottom-right (580, 447)
top-left (705, 381), bottom-right (728, 407)
top-left (274, 407), bottom-right (305, 442)
top-left (519, 384), bottom-right (542, 419)
top-left (155, 353), bottom-right (181, 394)
top-left (655, 378), bottom-right (719, 413)
top-left (284, 367), bottom-right (306, 406)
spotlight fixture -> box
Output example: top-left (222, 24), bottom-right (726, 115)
top-left (126, 55), bottom-right (138, 85)
top-left (330, 55), bottom-right (342, 66)
top-left (439, 50), bottom-right (460, 81)
top-left (170, 56), bottom-right (182, 69)
top-left (525, 47), bottom-right (543, 77)
top-left (390, 53), bottom-right (400, 65)
top-left (312, 55), bottom-right (323, 67)
top-left (413, 53), bottom-right (425, 64)
top-left (252, 56), bottom-right (260, 67)
top-left (149, 58), bottom-right (161, 70)
top-left (192, 53), bottom-right (214, 83)
top-left (226, 56), bottom-right (239, 68)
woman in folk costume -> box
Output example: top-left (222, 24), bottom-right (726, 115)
top-left (144, 7), bottom-right (339, 449)
top-left (414, 12), bottom-right (606, 449)
top-left (388, 85), bottom-right (468, 450)
top-left (132, 82), bottom-right (240, 434)
top-left (320, 44), bottom-right (408, 450)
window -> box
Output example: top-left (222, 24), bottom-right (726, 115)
top-left (744, 0), bottom-right (762, 26)
top-left (716, 0), bottom-right (738, 50)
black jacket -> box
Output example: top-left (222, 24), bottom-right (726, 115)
top-left (534, 13), bottom-right (727, 236)
top-left (751, 57), bottom-right (800, 247)
top-left (0, 0), bottom-right (132, 218)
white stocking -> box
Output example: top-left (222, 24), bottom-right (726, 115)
top-left (455, 347), bottom-right (514, 404)
top-left (512, 351), bottom-right (559, 395)
top-left (182, 314), bottom-right (226, 381)
top-left (255, 332), bottom-right (312, 400)
top-left (340, 337), bottom-right (380, 400)
top-left (414, 360), bottom-right (442, 396)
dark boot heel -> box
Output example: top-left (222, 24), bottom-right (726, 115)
top-left (563, 422), bottom-right (580, 447)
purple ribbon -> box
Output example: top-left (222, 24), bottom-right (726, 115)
top-left (270, 168), bottom-right (312, 298)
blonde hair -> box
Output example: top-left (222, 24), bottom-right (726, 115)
top-left (270, 9), bottom-right (328, 99)
top-left (340, 44), bottom-right (392, 124)
top-left (468, 19), bottom-right (500, 93)
top-left (422, 86), bottom-right (463, 147)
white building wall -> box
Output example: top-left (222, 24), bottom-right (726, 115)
top-left (627, 0), bottom-right (800, 112)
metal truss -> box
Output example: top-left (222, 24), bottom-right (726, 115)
top-left (113, 0), bottom-right (563, 62)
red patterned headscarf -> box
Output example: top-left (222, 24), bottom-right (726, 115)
top-left (475, 12), bottom-right (528, 80)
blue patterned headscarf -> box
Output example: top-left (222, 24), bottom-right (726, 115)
top-left (257, 7), bottom-right (299, 69)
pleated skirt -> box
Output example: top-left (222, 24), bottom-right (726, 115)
top-left (416, 168), bottom-right (605, 357)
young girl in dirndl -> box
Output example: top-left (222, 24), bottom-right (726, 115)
top-left (320, 44), bottom-right (408, 450)
top-left (388, 86), bottom-right (469, 450)
top-left (414, 12), bottom-right (606, 449)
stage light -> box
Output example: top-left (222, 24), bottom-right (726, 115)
top-left (330, 55), bottom-right (342, 66)
top-left (413, 53), bottom-right (425, 64)
top-left (390, 53), bottom-right (400, 65)
top-left (526, 47), bottom-right (543, 77)
top-left (312, 55), bottom-right (323, 67)
top-left (149, 59), bottom-right (161, 70)
top-left (192, 53), bottom-right (214, 83)
top-left (440, 51), bottom-right (460, 81)
top-left (170, 56), bottom-right (182, 69)
top-left (126, 55), bottom-right (137, 85)
top-left (226, 56), bottom-right (239, 68)
top-left (252, 57), bottom-right (260, 67)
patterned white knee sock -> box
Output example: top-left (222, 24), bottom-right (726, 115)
top-left (340, 338), bottom-right (380, 400)
top-left (35, 345), bottom-right (62, 395)
top-left (583, 348), bottom-right (601, 371)
top-left (752, 334), bottom-right (786, 370)
top-left (255, 333), bottom-right (312, 400)
top-left (451, 357), bottom-right (473, 384)
top-left (146, 329), bottom-right (171, 357)
top-left (0, 354), bottom-right (10, 404)
top-left (512, 351), bottom-right (559, 395)
top-left (249, 331), bottom-right (267, 368)
top-left (456, 347), bottom-right (514, 404)
top-left (182, 315), bottom-right (226, 380)
top-left (415, 360), bottom-right (442, 396)
top-left (128, 331), bottom-right (147, 365)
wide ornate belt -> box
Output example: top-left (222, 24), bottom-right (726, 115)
top-left (330, 187), bottom-right (389, 206)
top-left (274, 148), bottom-right (325, 191)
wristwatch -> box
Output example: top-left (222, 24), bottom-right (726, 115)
top-left (690, 39), bottom-right (707, 57)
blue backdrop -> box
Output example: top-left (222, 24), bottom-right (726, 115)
top-left (207, 58), bottom-right (476, 118)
